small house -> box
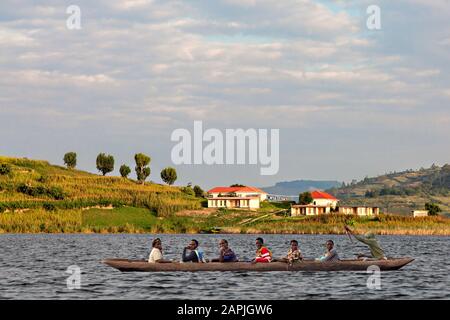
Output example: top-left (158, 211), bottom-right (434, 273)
top-left (291, 190), bottom-right (379, 216)
top-left (412, 210), bottom-right (429, 217)
top-left (207, 186), bottom-right (268, 209)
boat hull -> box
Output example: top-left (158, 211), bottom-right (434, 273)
top-left (102, 258), bottom-right (414, 272)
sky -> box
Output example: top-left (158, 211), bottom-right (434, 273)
top-left (1, 0), bottom-right (449, 190)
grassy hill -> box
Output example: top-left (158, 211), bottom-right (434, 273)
top-left (1, 156), bottom-right (449, 234)
top-left (327, 164), bottom-right (450, 215)
top-left (0, 156), bottom-right (201, 215)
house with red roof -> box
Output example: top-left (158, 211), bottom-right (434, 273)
top-left (291, 190), bottom-right (379, 216)
top-left (310, 190), bottom-right (339, 208)
top-left (291, 190), bottom-right (338, 215)
top-left (207, 186), bottom-right (268, 209)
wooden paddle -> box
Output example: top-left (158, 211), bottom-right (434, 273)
top-left (344, 225), bottom-right (353, 243)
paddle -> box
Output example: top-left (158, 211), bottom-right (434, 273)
top-left (344, 225), bottom-right (353, 243)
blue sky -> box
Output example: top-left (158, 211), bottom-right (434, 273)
top-left (1, 0), bottom-right (449, 189)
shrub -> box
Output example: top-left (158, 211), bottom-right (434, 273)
top-left (37, 175), bottom-right (49, 183)
top-left (16, 184), bottom-right (65, 200)
top-left (0, 164), bottom-right (11, 175)
top-left (298, 192), bottom-right (313, 205)
top-left (425, 202), bottom-right (442, 216)
top-left (160, 167), bottom-right (177, 185)
top-left (135, 153), bottom-right (151, 184)
top-left (181, 186), bottom-right (195, 196)
top-left (96, 153), bottom-right (115, 176)
top-left (119, 165), bottom-right (131, 178)
top-left (63, 152), bottom-right (77, 169)
top-left (193, 185), bottom-right (204, 198)
top-left (43, 203), bottom-right (56, 211)
top-left (48, 186), bottom-right (65, 200)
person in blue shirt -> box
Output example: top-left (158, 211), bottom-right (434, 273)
top-left (182, 239), bottom-right (206, 263)
top-left (211, 239), bottom-right (238, 262)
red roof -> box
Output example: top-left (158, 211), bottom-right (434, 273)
top-left (311, 190), bottom-right (337, 200)
top-left (208, 186), bottom-right (268, 194)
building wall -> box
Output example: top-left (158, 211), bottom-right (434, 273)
top-left (313, 199), bottom-right (338, 208)
top-left (338, 207), bottom-right (379, 216)
top-left (249, 198), bottom-right (260, 209)
top-left (412, 210), bottom-right (429, 217)
top-left (291, 206), bottom-right (329, 216)
top-left (207, 198), bottom-right (260, 209)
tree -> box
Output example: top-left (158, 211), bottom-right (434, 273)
top-left (96, 153), bottom-right (114, 176)
top-left (135, 153), bottom-right (151, 184)
top-left (298, 191), bottom-right (313, 205)
top-left (193, 185), bottom-right (204, 198)
top-left (160, 167), bottom-right (177, 185)
top-left (0, 164), bottom-right (11, 176)
top-left (425, 202), bottom-right (442, 216)
top-left (63, 152), bottom-right (77, 169)
top-left (120, 165), bottom-right (131, 178)
top-left (230, 184), bottom-right (245, 187)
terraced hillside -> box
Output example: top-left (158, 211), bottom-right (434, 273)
top-left (0, 156), bottom-right (201, 215)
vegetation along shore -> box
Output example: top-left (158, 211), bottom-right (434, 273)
top-left (0, 155), bottom-right (449, 235)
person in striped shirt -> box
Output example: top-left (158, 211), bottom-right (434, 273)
top-left (252, 237), bottom-right (272, 263)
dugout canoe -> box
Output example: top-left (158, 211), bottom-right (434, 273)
top-left (102, 257), bottom-right (414, 272)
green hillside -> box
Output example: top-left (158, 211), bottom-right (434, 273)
top-left (0, 156), bottom-right (201, 215)
top-left (327, 164), bottom-right (450, 215)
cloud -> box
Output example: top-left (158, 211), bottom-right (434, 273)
top-left (0, 0), bottom-right (449, 186)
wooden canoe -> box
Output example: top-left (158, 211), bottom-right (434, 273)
top-left (102, 257), bottom-right (414, 272)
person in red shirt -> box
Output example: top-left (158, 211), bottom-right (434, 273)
top-left (252, 237), bottom-right (272, 263)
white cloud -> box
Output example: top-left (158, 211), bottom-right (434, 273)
top-left (0, 0), bottom-right (449, 186)
top-left (0, 28), bottom-right (35, 46)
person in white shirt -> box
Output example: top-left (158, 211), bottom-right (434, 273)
top-left (148, 238), bottom-right (172, 263)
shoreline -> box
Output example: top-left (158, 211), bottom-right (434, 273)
top-left (1, 230), bottom-right (449, 236)
top-left (1, 206), bottom-right (449, 236)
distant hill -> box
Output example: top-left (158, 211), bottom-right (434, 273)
top-left (326, 164), bottom-right (450, 215)
top-left (261, 180), bottom-right (341, 196)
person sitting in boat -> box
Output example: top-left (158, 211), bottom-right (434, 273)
top-left (182, 239), bottom-right (207, 263)
top-left (251, 237), bottom-right (272, 263)
top-left (316, 240), bottom-right (340, 262)
top-left (148, 238), bottom-right (172, 263)
top-left (279, 240), bottom-right (303, 265)
top-left (345, 226), bottom-right (387, 260)
top-left (211, 239), bottom-right (238, 262)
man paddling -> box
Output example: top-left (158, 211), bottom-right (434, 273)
top-left (182, 239), bottom-right (207, 263)
top-left (345, 226), bottom-right (387, 260)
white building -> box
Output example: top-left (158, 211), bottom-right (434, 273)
top-left (310, 190), bottom-right (339, 208)
top-left (412, 210), bottom-right (429, 217)
top-left (207, 186), bottom-right (268, 209)
top-left (291, 190), bottom-right (380, 216)
top-left (339, 206), bottom-right (380, 216)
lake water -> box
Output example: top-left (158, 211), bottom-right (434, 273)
top-left (0, 234), bottom-right (448, 300)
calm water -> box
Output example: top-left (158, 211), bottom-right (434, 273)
top-left (0, 234), bottom-right (448, 300)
